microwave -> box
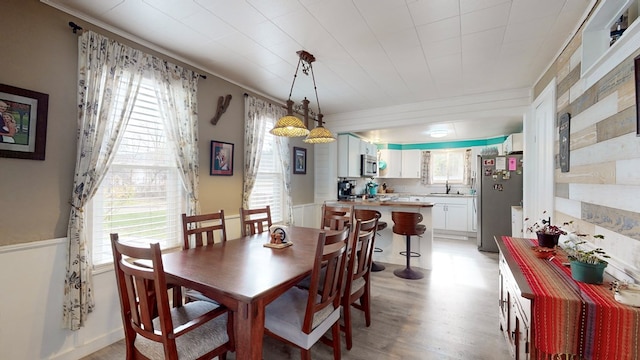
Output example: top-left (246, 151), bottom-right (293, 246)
top-left (361, 154), bottom-right (378, 177)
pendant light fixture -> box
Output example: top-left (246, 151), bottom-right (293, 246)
top-left (270, 50), bottom-right (335, 143)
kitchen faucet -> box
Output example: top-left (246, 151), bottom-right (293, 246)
top-left (445, 180), bottom-right (451, 194)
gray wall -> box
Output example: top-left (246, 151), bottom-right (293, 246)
top-left (0, 0), bottom-right (314, 246)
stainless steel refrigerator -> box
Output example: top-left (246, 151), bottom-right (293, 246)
top-left (476, 154), bottom-right (523, 252)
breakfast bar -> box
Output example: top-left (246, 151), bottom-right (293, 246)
top-left (328, 200), bottom-right (435, 270)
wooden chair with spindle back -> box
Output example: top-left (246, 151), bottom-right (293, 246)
top-left (321, 203), bottom-right (354, 231)
top-left (110, 233), bottom-right (234, 360)
top-left (341, 216), bottom-right (378, 350)
top-left (239, 205), bottom-right (272, 236)
top-left (264, 227), bottom-right (351, 360)
top-left (181, 210), bottom-right (227, 304)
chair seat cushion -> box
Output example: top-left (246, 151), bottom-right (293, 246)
top-left (393, 224), bottom-right (426, 236)
top-left (265, 286), bottom-right (340, 349)
top-left (135, 301), bottom-right (228, 360)
top-left (350, 277), bottom-right (366, 295)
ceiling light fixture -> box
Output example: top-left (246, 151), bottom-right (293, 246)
top-left (430, 130), bottom-right (448, 138)
top-left (270, 50), bottom-right (335, 143)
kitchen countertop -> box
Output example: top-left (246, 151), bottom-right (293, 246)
top-left (378, 193), bottom-right (476, 198)
top-left (332, 200), bottom-right (434, 207)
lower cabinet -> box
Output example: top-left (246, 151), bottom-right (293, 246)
top-left (499, 252), bottom-right (532, 360)
top-left (424, 197), bottom-right (470, 232)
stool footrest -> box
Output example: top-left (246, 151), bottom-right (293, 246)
top-left (399, 251), bottom-right (421, 258)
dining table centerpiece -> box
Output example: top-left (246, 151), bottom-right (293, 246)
top-left (525, 211), bottom-right (567, 248)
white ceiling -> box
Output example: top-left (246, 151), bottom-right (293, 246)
top-left (43, 0), bottom-right (592, 144)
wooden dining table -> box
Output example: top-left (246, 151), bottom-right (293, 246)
top-left (161, 225), bottom-right (336, 360)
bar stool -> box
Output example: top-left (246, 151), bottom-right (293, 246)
top-left (391, 211), bottom-right (426, 280)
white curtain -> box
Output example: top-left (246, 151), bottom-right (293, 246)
top-left (64, 31), bottom-right (201, 330)
top-left (242, 95), bottom-right (291, 223)
top-left (420, 151), bottom-right (431, 185)
top-left (463, 149), bottom-right (472, 185)
top-left (275, 136), bottom-right (293, 225)
top-left (64, 31), bottom-right (145, 330)
top-left (242, 95), bottom-right (269, 208)
top-left (150, 58), bottom-right (201, 216)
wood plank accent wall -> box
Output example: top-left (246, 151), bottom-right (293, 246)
top-left (535, 0), bottom-right (640, 280)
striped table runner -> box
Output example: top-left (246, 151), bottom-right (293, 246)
top-left (503, 236), bottom-right (640, 360)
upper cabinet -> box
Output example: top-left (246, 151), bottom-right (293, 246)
top-left (360, 141), bottom-right (377, 157)
top-left (378, 149), bottom-right (421, 178)
top-left (401, 149), bottom-right (422, 178)
top-left (503, 133), bottom-right (523, 154)
top-left (337, 134), bottom-right (363, 178)
top-left (378, 149), bottom-right (401, 178)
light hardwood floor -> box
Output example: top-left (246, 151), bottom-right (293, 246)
top-left (82, 237), bottom-right (511, 360)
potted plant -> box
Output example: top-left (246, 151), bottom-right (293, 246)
top-left (525, 211), bottom-right (567, 248)
top-left (565, 236), bottom-right (609, 284)
top-left (366, 178), bottom-right (378, 196)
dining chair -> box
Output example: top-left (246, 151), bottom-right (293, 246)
top-left (182, 210), bottom-right (227, 249)
top-left (321, 203), bottom-right (354, 231)
top-left (110, 233), bottom-right (235, 360)
top-left (354, 209), bottom-right (387, 272)
top-left (264, 227), bottom-right (351, 360)
top-left (341, 216), bottom-right (378, 350)
top-left (296, 204), bottom-right (353, 291)
top-left (239, 205), bottom-right (272, 236)
top-left (181, 210), bottom-right (226, 304)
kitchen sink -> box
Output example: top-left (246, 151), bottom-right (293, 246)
top-left (429, 192), bottom-right (468, 196)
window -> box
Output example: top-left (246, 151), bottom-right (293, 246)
top-left (431, 149), bottom-right (465, 184)
top-left (89, 77), bottom-right (186, 266)
top-left (249, 116), bottom-right (285, 223)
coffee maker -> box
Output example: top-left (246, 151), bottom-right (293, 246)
top-left (337, 179), bottom-right (356, 200)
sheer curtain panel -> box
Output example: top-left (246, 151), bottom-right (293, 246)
top-left (150, 58), bottom-right (200, 216)
top-left (65, 31), bottom-right (200, 330)
top-left (65, 31), bottom-right (144, 330)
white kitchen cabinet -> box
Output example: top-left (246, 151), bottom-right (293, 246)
top-left (425, 196), bottom-right (470, 232)
top-left (378, 149), bottom-right (401, 178)
top-left (511, 206), bottom-right (523, 237)
top-left (503, 133), bottom-right (523, 154)
top-left (337, 134), bottom-right (362, 178)
top-left (401, 149), bottom-right (421, 178)
top-left (360, 140), bottom-right (377, 157)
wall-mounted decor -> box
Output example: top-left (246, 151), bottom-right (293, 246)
top-left (559, 112), bottom-right (570, 172)
top-left (210, 94), bottom-right (232, 125)
top-left (635, 55), bottom-right (640, 136)
top-left (210, 140), bottom-right (234, 176)
top-left (293, 147), bottom-right (306, 174)
top-left (0, 83), bottom-right (48, 160)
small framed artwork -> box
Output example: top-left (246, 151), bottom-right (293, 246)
top-left (293, 147), bottom-right (306, 174)
top-left (210, 140), bottom-right (234, 176)
top-left (0, 83), bottom-right (49, 160)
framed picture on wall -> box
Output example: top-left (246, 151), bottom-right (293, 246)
top-left (210, 140), bottom-right (234, 176)
top-left (0, 83), bottom-right (49, 160)
top-left (293, 147), bottom-right (306, 174)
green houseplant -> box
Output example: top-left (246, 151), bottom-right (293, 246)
top-left (565, 236), bottom-right (609, 284)
top-left (525, 211), bottom-right (567, 248)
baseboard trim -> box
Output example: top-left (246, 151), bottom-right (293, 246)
top-left (49, 328), bottom-right (124, 360)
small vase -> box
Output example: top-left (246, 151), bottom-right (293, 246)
top-left (570, 260), bottom-right (607, 284)
top-left (536, 232), bottom-right (560, 248)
